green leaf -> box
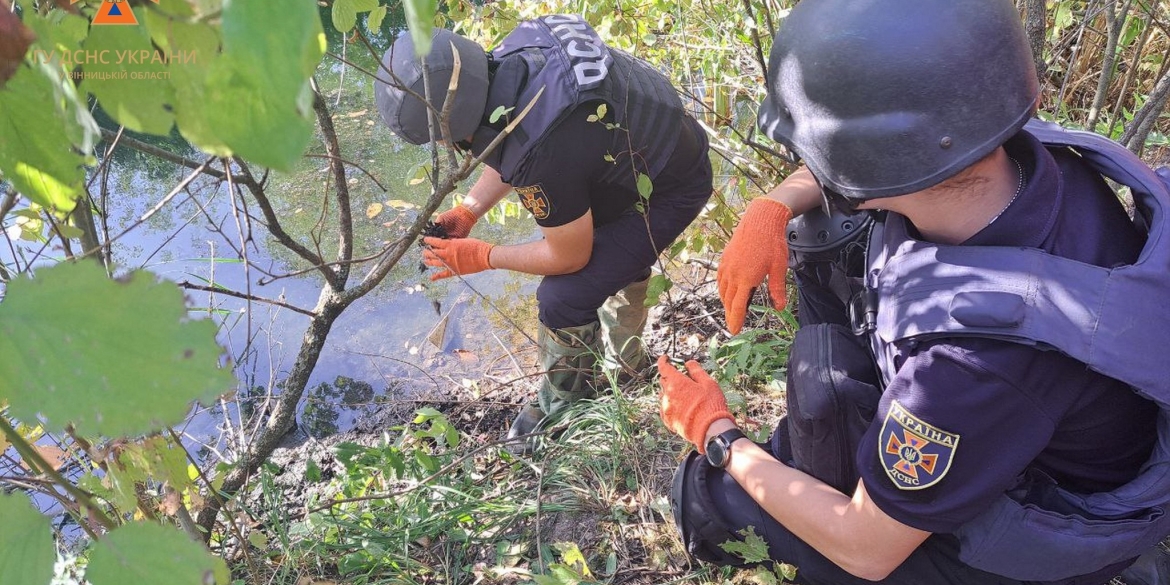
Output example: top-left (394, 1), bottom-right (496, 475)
top-left (413, 407), bottom-right (443, 422)
top-left (636, 172), bottom-right (653, 200)
top-left (55, 223), bottom-right (84, 239)
top-left (332, 0), bottom-right (357, 33)
top-left (23, 11), bottom-right (99, 156)
top-left (246, 531), bottom-right (269, 549)
top-left (205, 0), bottom-right (325, 170)
top-left (414, 451), bottom-right (438, 472)
top-left (718, 526), bottom-right (770, 564)
top-left (554, 542), bottom-right (591, 577)
top-left (146, 0), bottom-right (232, 156)
top-left (489, 105), bottom-right (514, 124)
top-left (367, 6), bottom-right (388, 33)
top-left (403, 0), bottom-right (438, 57)
top-left (82, 10), bottom-right (176, 135)
top-left (776, 562), bottom-right (798, 581)
top-left (0, 262), bottom-right (235, 437)
top-left (0, 61), bottom-right (89, 213)
top-left (444, 424), bottom-right (459, 448)
top-left (645, 273), bottom-right (672, 306)
top-left (87, 522), bottom-right (230, 585)
top-left (305, 458), bottom-right (322, 482)
top-left (595, 103), bottom-right (607, 119)
top-left (752, 566), bottom-right (779, 585)
top-left (0, 494), bottom-right (54, 585)
top-left (352, 0), bottom-right (380, 12)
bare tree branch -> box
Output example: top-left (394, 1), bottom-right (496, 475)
top-left (98, 129), bottom-right (255, 186)
top-left (1122, 54), bottom-right (1170, 155)
top-left (1023, 0), bottom-right (1049, 87)
top-left (1087, 0), bottom-right (1133, 130)
top-left (177, 280), bottom-right (314, 316)
top-left (311, 88), bottom-right (355, 285)
top-left (233, 160), bottom-right (339, 289)
top-left (1108, 8), bottom-right (1155, 137)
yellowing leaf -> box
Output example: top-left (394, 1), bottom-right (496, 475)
top-left (20, 443), bottom-right (67, 472)
top-left (0, 64), bottom-right (88, 213)
top-left (553, 542), bottom-right (592, 577)
top-left (385, 199), bottom-right (416, 210)
top-left (366, 202), bottom-right (384, 218)
top-left (246, 531), bottom-right (269, 549)
top-left (367, 6), bottom-right (387, 32)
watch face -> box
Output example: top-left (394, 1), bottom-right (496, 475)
top-left (706, 439), bottom-right (729, 468)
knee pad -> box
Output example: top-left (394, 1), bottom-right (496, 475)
top-left (670, 452), bottom-right (750, 565)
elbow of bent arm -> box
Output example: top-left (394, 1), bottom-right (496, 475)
top-left (554, 250), bottom-right (591, 274)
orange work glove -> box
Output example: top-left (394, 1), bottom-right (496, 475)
top-left (657, 356), bottom-right (733, 453)
top-left (717, 198), bottom-right (793, 335)
top-left (435, 205), bottom-right (478, 238)
top-left (422, 236), bottom-right (493, 281)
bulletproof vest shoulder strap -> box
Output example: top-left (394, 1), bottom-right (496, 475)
top-left (871, 118), bottom-right (1170, 407)
top-left (486, 15), bottom-right (613, 181)
top-left (484, 15), bottom-right (683, 183)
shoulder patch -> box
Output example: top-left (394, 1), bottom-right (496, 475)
top-left (515, 184), bottom-right (552, 220)
top-left (878, 399), bottom-right (959, 490)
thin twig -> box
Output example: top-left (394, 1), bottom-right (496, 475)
top-left (176, 281), bottom-right (315, 317)
top-left (304, 154), bottom-right (386, 192)
top-left (0, 417), bottom-right (115, 531)
top-left (91, 159), bottom-right (211, 258)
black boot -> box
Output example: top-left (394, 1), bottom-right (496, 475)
top-left (503, 403), bottom-right (546, 456)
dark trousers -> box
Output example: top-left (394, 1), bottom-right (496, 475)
top-left (671, 228), bottom-right (1036, 585)
top-left (537, 118), bottom-right (712, 329)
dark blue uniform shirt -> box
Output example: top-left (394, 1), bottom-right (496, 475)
top-left (508, 100), bottom-right (707, 228)
top-left (857, 131), bottom-right (1159, 533)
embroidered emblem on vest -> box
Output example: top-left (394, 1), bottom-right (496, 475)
top-left (516, 184), bottom-right (551, 220)
top-left (879, 399), bottom-right (959, 490)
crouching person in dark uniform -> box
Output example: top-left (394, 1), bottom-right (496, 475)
top-left (374, 16), bottom-right (713, 452)
top-left (659, 0), bottom-right (1170, 583)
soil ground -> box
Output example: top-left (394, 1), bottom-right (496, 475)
top-left (254, 262), bottom-right (784, 583)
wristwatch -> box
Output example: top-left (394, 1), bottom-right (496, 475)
top-left (705, 428), bottom-right (746, 468)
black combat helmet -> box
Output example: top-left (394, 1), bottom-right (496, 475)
top-left (374, 29), bottom-right (490, 145)
top-left (757, 0), bottom-right (1040, 200)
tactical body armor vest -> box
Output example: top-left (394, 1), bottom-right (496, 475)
top-left (471, 15), bottom-right (684, 185)
top-left (863, 119), bottom-right (1170, 580)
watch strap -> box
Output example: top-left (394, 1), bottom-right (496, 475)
top-left (714, 428), bottom-right (746, 449)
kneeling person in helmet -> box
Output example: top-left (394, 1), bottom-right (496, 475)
top-left (659, 0), bottom-right (1161, 583)
top-left (375, 17), bottom-right (713, 452)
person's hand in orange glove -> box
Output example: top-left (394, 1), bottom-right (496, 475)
top-left (434, 205), bottom-right (478, 239)
top-left (717, 198), bottom-right (793, 335)
top-left (657, 355), bottom-right (733, 453)
top-left (422, 236), bottom-right (493, 281)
